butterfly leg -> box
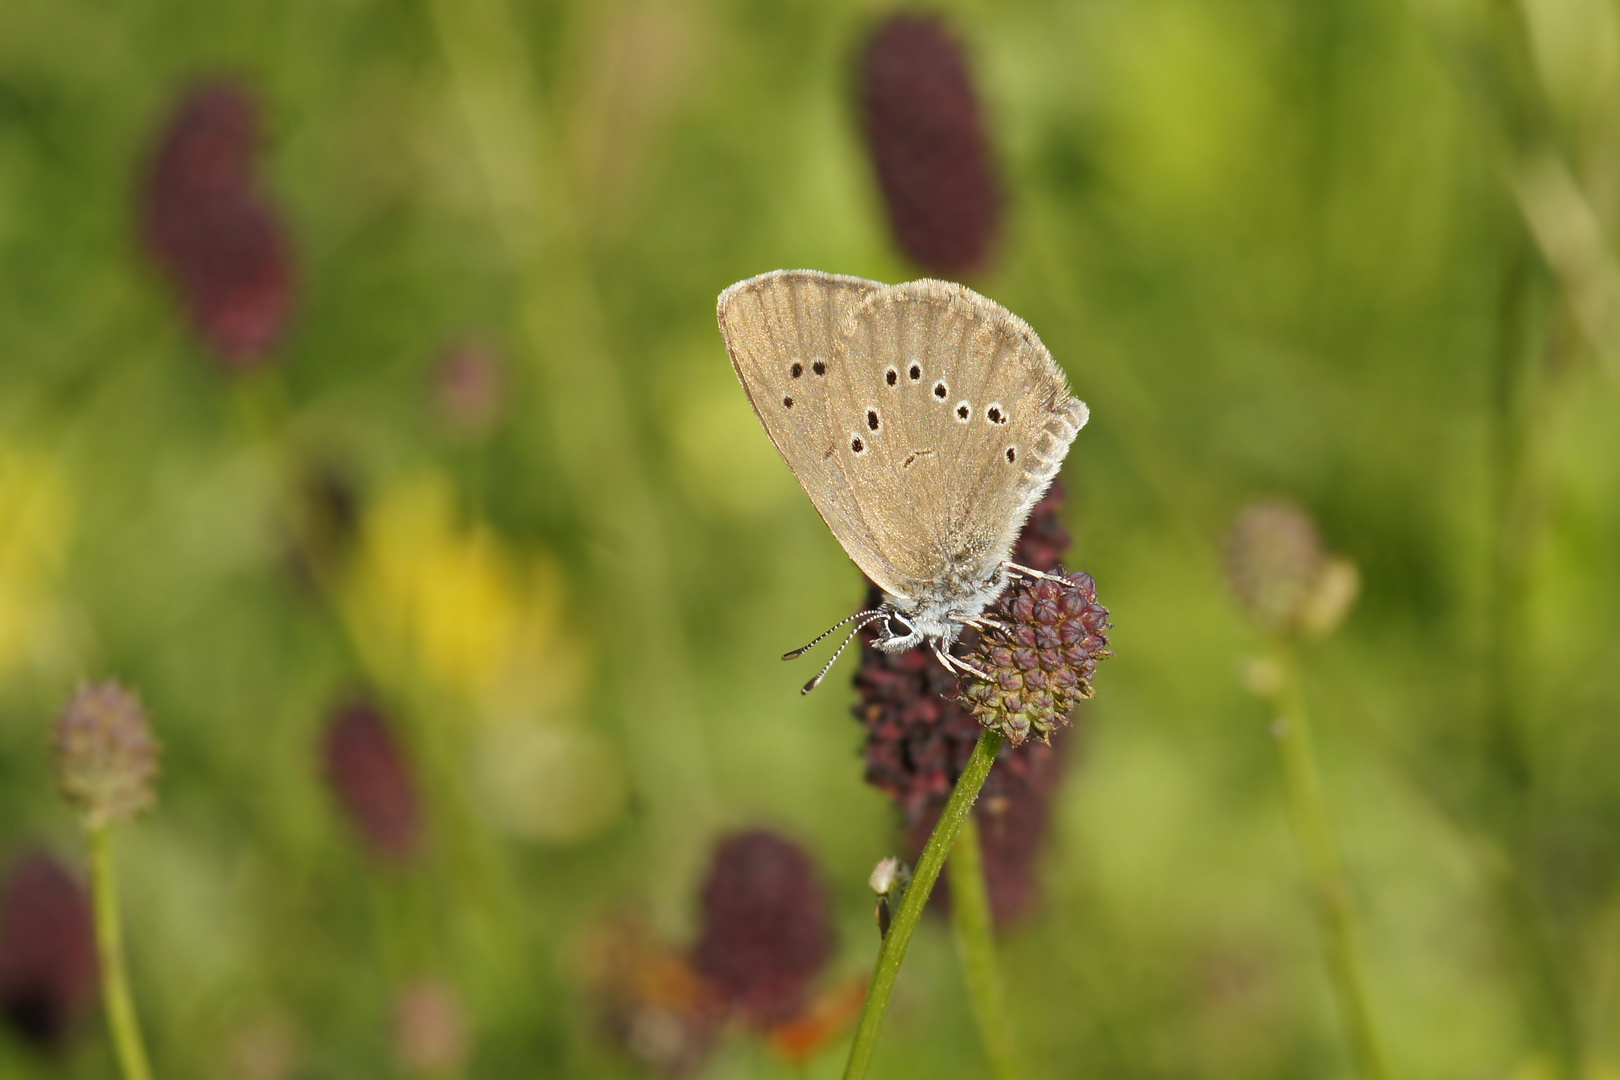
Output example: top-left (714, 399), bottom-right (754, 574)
top-left (950, 613), bottom-right (1010, 633)
top-left (1003, 561), bottom-right (1076, 586)
top-left (931, 641), bottom-right (993, 683)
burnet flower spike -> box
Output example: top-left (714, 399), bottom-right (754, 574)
top-left (50, 680), bottom-right (160, 1080)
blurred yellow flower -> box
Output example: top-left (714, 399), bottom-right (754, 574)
top-left (339, 471), bottom-right (584, 720)
top-left (0, 444), bottom-right (74, 686)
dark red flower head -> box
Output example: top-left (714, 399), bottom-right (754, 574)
top-left (692, 831), bottom-right (832, 1027)
top-left (321, 699), bottom-right (423, 863)
top-left (141, 80), bottom-right (293, 368)
top-left (0, 852), bottom-right (98, 1049)
top-left (959, 569), bottom-right (1112, 747)
top-left (858, 14), bottom-right (1001, 275)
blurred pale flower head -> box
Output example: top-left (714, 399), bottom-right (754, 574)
top-left (577, 913), bottom-right (722, 1077)
top-left (1224, 500), bottom-right (1359, 639)
top-left (224, 1010), bottom-right (301, 1080)
top-left (0, 445), bottom-right (75, 688)
top-left (52, 680), bottom-right (161, 829)
top-left (432, 341), bottom-right (506, 438)
top-left (340, 471), bottom-right (585, 718)
top-left (392, 978), bottom-right (470, 1077)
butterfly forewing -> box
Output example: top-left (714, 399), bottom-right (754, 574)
top-left (717, 271), bottom-right (905, 590)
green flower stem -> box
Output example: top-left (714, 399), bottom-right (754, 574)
top-left (89, 824), bottom-right (154, 1080)
top-left (1265, 645), bottom-right (1388, 1080)
top-left (949, 810), bottom-right (1021, 1080)
top-left (844, 730), bottom-right (1004, 1080)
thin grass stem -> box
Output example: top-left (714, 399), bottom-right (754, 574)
top-left (1265, 645), bottom-right (1389, 1080)
top-left (950, 811), bottom-right (1021, 1080)
top-left (843, 730), bottom-right (1004, 1080)
top-left (89, 825), bottom-right (154, 1080)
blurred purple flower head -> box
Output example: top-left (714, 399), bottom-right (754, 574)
top-left (692, 830), bottom-right (832, 1027)
top-left (0, 852), bottom-right (98, 1049)
top-left (321, 699), bottom-right (423, 863)
top-left (858, 14), bottom-right (1001, 275)
top-left (141, 80), bottom-right (294, 368)
top-left (433, 342), bottom-right (507, 438)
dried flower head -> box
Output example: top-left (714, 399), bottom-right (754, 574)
top-left (853, 483), bottom-right (1071, 822)
top-left (858, 14), bottom-right (1001, 275)
top-left (321, 699), bottom-right (422, 863)
top-left (692, 831), bottom-right (832, 1027)
top-left (0, 852), bottom-right (98, 1049)
top-left (868, 856), bottom-right (912, 938)
top-left (51, 680), bottom-right (160, 828)
top-left (1224, 501), bottom-right (1359, 638)
top-left (141, 80), bottom-right (293, 367)
top-left (579, 914), bottom-right (722, 1077)
top-left (958, 570), bottom-right (1112, 747)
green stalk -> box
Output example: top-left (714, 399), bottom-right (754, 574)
top-left (844, 730), bottom-right (1004, 1080)
top-left (949, 811), bottom-right (1021, 1080)
top-left (88, 825), bottom-right (154, 1080)
top-left (1265, 645), bottom-right (1389, 1080)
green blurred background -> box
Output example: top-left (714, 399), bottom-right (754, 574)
top-left (3, 0), bottom-right (1620, 1076)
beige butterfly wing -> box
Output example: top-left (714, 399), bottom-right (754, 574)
top-left (717, 270), bottom-right (910, 594)
top-left (823, 279), bottom-right (1088, 604)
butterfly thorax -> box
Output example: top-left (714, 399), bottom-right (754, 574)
top-left (872, 570), bottom-right (1009, 654)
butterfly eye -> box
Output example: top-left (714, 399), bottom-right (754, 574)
top-left (885, 615), bottom-right (912, 638)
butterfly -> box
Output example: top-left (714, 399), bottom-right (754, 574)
top-left (717, 270), bottom-right (1088, 691)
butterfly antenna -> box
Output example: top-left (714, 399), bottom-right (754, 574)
top-left (800, 612), bottom-right (889, 695)
top-left (782, 609), bottom-right (883, 661)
